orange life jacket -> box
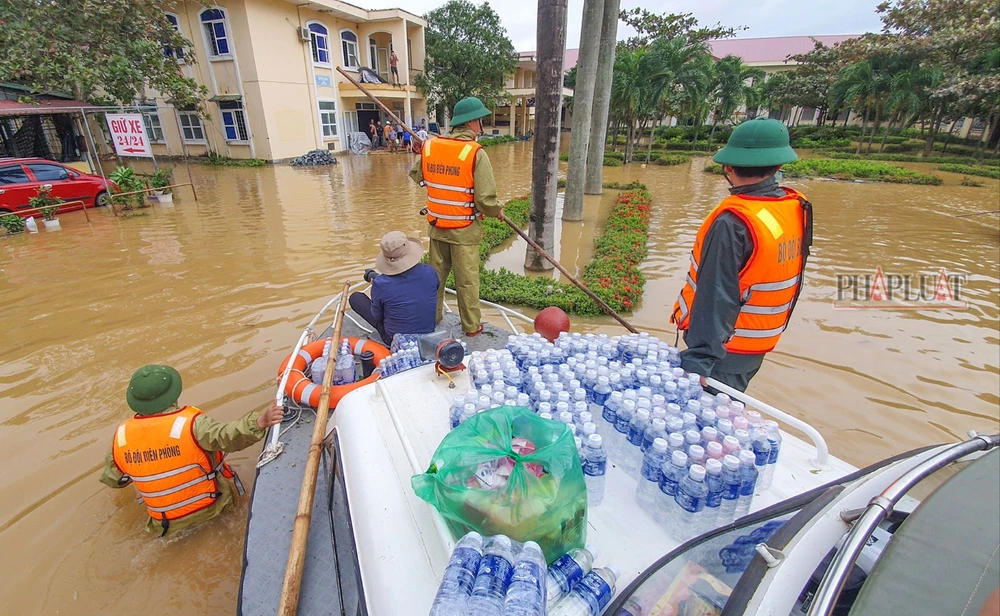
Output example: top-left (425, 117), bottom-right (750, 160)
top-left (671, 188), bottom-right (813, 355)
top-left (421, 136), bottom-right (481, 229)
top-left (111, 406), bottom-right (237, 534)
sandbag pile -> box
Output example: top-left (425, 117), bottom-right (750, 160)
top-left (290, 149), bottom-right (338, 166)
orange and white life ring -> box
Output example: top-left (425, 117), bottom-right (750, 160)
top-left (276, 337), bottom-right (391, 409)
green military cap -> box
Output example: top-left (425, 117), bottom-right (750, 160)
top-left (713, 117), bottom-right (798, 167)
top-left (126, 364), bottom-right (182, 415)
top-left (451, 97), bottom-right (491, 126)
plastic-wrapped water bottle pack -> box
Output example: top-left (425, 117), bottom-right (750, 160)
top-left (447, 331), bottom-right (782, 542)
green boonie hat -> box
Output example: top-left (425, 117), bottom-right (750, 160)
top-left (451, 96), bottom-right (491, 126)
top-left (126, 364), bottom-right (182, 415)
top-left (713, 117), bottom-right (798, 167)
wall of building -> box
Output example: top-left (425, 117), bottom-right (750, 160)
top-left (143, 0), bottom-right (427, 161)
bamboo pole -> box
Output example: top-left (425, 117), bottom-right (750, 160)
top-left (498, 210), bottom-right (638, 333)
top-left (277, 282), bottom-right (351, 616)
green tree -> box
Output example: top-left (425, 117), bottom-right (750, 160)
top-left (707, 55), bottom-right (765, 144)
top-left (618, 8), bottom-right (743, 49)
top-left (416, 0), bottom-right (516, 123)
top-left (0, 0), bottom-right (204, 107)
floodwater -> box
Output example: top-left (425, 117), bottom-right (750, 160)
top-left (1, 141), bottom-right (998, 614)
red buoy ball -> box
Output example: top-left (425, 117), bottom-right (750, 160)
top-left (534, 306), bottom-right (571, 342)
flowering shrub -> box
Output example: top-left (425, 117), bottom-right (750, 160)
top-left (474, 189), bottom-right (652, 315)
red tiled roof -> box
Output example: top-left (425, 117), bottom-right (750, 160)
top-left (707, 35), bottom-right (858, 64)
top-left (0, 97), bottom-right (97, 117)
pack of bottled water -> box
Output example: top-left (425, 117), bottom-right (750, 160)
top-left (449, 330), bottom-right (783, 540)
top-left (380, 335), bottom-right (429, 378)
top-left (545, 545), bottom-right (619, 616)
top-left (429, 533), bottom-right (547, 616)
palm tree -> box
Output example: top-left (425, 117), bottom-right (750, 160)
top-left (830, 61), bottom-right (877, 154)
top-left (707, 55), bottom-right (766, 144)
top-left (609, 49), bottom-right (646, 161)
top-left (636, 36), bottom-right (711, 161)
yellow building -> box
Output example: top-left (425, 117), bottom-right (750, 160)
top-left (142, 0), bottom-right (428, 161)
top-left (483, 51), bottom-right (575, 138)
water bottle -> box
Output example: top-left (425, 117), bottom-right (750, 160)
top-left (717, 454), bottom-right (742, 525)
top-left (666, 432), bottom-right (685, 458)
top-left (468, 535), bottom-right (515, 616)
top-left (503, 541), bottom-right (546, 616)
top-left (449, 395), bottom-right (467, 429)
top-left (697, 408), bottom-right (717, 431)
top-left (516, 393), bottom-right (531, 409)
top-left (333, 339), bottom-right (356, 385)
top-left (656, 450), bottom-right (688, 529)
top-left (591, 376), bottom-right (611, 417)
top-left (429, 532), bottom-right (484, 616)
top-left (735, 450), bottom-right (758, 519)
top-left (545, 545), bottom-right (598, 609)
top-left (624, 408), bottom-right (650, 476)
top-left (612, 399), bottom-right (636, 463)
top-left (548, 565), bottom-right (620, 616)
top-left (641, 418), bottom-right (667, 454)
top-left (636, 437), bottom-right (668, 511)
top-left (702, 458), bottom-right (724, 535)
top-left (583, 434), bottom-right (607, 506)
top-left (674, 464), bottom-right (708, 542)
top-left (761, 420), bottom-right (782, 491)
top-left (311, 340), bottom-right (333, 384)
top-left (617, 596), bottom-right (648, 616)
top-left (700, 426), bottom-right (719, 448)
top-left (751, 428), bottom-right (772, 484)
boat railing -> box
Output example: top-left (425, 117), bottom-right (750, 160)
top-left (805, 432), bottom-right (1000, 616)
top-left (270, 286), bottom-right (833, 467)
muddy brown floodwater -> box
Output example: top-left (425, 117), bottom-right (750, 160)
top-left (1, 140), bottom-right (998, 614)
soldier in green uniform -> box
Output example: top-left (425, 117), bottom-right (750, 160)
top-left (409, 97), bottom-right (502, 336)
top-left (100, 364), bottom-right (283, 535)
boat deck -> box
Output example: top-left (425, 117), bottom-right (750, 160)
top-left (238, 311), bottom-right (510, 616)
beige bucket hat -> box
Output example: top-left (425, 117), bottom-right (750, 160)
top-left (374, 231), bottom-right (424, 275)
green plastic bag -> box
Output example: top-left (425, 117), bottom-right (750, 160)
top-left (411, 405), bottom-right (587, 562)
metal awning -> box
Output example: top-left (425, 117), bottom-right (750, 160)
top-left (209, 94), bottom-right (243, 102)
top-left (0, 98), bottom-right (98, 117)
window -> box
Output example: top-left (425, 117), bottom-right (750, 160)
top-left (200, 9), bottom-right (231, 58)
top-left (163, 13), bottom-right (185, 60)
top-left (219, 100), bottom-right (249, 142)
top-left (178, 112), bottom-right (205, 142)
top-left (369, 38), bottom-right (377, 69)
top-left (319, 101), bottom-right (337, 138)
top-left (340, 30), bottom-right (359, 69)
top-left (0, 165), bottom-right (29, 185)
top-left (27, 163), bottom-right (70, 182)
top-left (308, 23), bottom-right (330, 65)
top-left (800, 107), bottom-right (816, 122)
top-left (143, 112), bottom-right (165, 142)
top-left (344, 110), bottom-right (359, 134)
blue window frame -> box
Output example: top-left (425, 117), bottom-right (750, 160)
top-left (340, 30), bottom-right (359, 69)
top-left (219, 100), bottom-right (249, 142)
top-left (163, 14), bottom-right (185, 60)
top-left (200, 9), bottom-right (231, 57)
top-left (308, 23), bottom-right (330, 65)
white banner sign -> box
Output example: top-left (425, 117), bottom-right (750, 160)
top-left (106, 113), bottom-right (153, 158)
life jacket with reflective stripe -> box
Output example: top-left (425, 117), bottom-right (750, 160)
top-left (671, 187), bottom-right (813, 355)
top-left (111, 406), bottom-right (235, 532)
top-left (421, 137), bottom-right (481, 229)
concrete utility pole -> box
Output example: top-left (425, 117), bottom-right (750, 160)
top-left (562, 0), bottom-right (605, 221)
top-left (526, 0), bottom-right (568, 271)
top-left (584, 0), bottom-right (621, 195)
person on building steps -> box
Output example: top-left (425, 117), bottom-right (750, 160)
top-left (349, 231), bottom-right (439, 345)
top-left (671, 117), bottom-right (813, 392)
top-left (389, 50), bottom-right (400, 87)
top-left (409, 96), bottom-right (502, 337)
top-left (100, 365), bottom-right (284, 536)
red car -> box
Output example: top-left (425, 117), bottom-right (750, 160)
top-left (0, 158), bottom-right (115, 216)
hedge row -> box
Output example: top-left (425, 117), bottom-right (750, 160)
top-left (703, 159), bottom-right (943, 185)
top-left (470, 188), bottom-right (652, 315)
top-left (937, 164), bottom-right (1000, 180)
top-left (478, 135), bottom-right (518, 147)
top-left (820, 151), bottom-right (1000, 167)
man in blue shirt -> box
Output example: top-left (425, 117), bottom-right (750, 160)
top-left (349, 231), bottom-right (439, 345)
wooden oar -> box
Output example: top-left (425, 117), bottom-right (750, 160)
top-left (336, 66), bottom-right (641, 334)
top-left (955, 209), bottom-right (1000, 218)
top-left (498, 211), bottom-right (639, 333)
top-left (277, 282), bottom-right (350, 616)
